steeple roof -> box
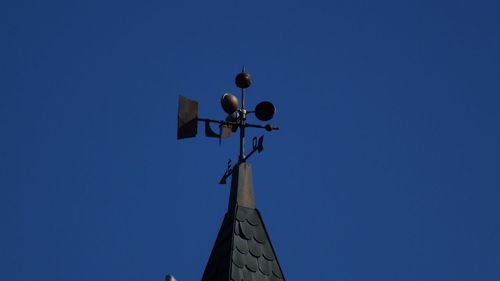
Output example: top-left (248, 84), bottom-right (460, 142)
top-left (201, 163), bottom-right (285, 281)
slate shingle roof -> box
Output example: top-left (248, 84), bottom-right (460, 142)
top-left (201, 205), bottom-right (285, 281)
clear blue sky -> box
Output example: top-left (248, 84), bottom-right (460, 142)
top-left (1, 0), bottom-right (499, 280)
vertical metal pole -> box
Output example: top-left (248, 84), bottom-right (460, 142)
top-left (239, 87), bottom-right (245, 162)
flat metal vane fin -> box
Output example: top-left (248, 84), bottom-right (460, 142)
top-left (177, 95), bottom-right (198, 139)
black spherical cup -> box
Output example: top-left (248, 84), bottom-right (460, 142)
top-left (255, 101), bottom-right (276, 121)
top-left (221, 93), bottom-right (239, 114)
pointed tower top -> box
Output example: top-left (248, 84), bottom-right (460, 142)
top-left (175, 70), bottom-right (285, 281)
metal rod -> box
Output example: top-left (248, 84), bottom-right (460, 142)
top-left (197, 118), bottom-right (224, 124)
top-left (239, 87), bottom-right (245, 162)
top-left (197, 118), bottom-right (278, 130)
top-left (244, 123), bottom-right (280, 130)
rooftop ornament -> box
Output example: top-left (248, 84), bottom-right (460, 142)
top-left (177, 67), bottom-right (279, 184)
top-left (172, 69), bottom-right (285, 281)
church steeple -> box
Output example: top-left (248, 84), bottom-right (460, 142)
top-left (175, 69), bottom-right (284, 281)
top-left (201, 161), bottom-right (285, 281)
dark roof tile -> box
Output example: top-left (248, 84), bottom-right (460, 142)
top-left (248, 241), bottom-right (263, 257)
top-left (242, 268), bottom-right (253, 280)
top-left (239, 220), bottom-right (254, 241)
top-left (262, 243), bottom-right (275, 261)
top-left (254, 225), bottom-right (267, 243)
top-left (231, 267), bottom-right (243, 281)
top-left (245, 254), bottom-right (258, 272)
top-left (232, 249), bottom-right (245, 269)
top-left (234, 235), bottom-right (249, 254)
top-left (272, 261), bottom-right (283, 279)
top-left (258, 256), bottom-right (273, 275)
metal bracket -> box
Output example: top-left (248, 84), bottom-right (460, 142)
top-left (218, 136), bottom-right (264, 185)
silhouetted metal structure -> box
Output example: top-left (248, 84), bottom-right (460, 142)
top-left (171, 69), bottom-right (285, 281)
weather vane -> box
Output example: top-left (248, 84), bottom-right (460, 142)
top-left (171, 68), bottom-right (286, 281)
top-left (177, 68), bottom-right (279, 184)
